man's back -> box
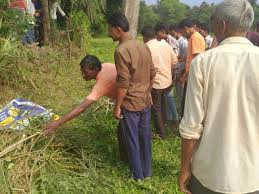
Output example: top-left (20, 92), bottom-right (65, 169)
top-left (146, 39), bottom-right (177, 90)
top-left (186, 31), bottom-right (206, 67)
top-left (177, 36), bottom-right (188, 72)
top-left (167, 34), bottom-right (180, 55)
top-left (87, 63), bottom-right (117, 101)
top-left (115, 36), bottom-right (155, 111)
top-left (180, 37), bottom-right (259, 193)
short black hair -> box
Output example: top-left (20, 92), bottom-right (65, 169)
top-left (80, 55), bottom-right (102, 71)
top-left (192, 19), bottom-right (202, 28)
top-left (169, 25), bottom-right (179, 32)
top-left (141, 26), bottom-right (156, 39)
top-left (154, 22), bottom-right (169, 33)
top-left (200, 23), bottom-right (210, 33)
top-left (178, 19), bottom-right (194, 29)
top-left (107, 13), bottom-right (130, 32)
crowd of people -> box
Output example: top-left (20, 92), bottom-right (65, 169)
top-left (8, 0), bottom-right (67, 46)
top-left (37, 0), bottom-right (259, 193)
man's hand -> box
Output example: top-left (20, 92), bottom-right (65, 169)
top-left (44, 120), bottom-right (61, 136)
top-left (113, 107), bottom-right (122, 120)
top-left (179, 72), bottom-right (186, 84)
top-left (179, 168), bottom-right (192, 194)
top-left (34, 12), bottom-right (40, 17)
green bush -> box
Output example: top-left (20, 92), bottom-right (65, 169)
top-left (0, 2), bottom-right (29, 40)
top-left (70, 10), bottom-right (91, 52)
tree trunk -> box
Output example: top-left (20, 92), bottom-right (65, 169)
top-left (122, 0), bottom-right (140, 38)
top-left (42, 0), bottom-right (51, 45)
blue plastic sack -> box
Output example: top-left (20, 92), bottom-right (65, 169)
top-left (0, 98), bottom-right (56, 130)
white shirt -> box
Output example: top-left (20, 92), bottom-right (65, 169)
top-left (146, 39), bottom-right (178, 89)
top-left (205, 35), bottom-right (213, 49)
top-left (50, 2), bottom-right (66, 20)
top-left (24, 0), bottom-right (35, 25)
top-left (166, 34), bottom-right (180, 56)
top-left (177, 36), bottom-right (188, 72)
top-left (180, 37), bottom-right (259, 193)
top-left (25, 0), bottom-right (35, 16)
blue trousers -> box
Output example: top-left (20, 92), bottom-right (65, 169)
top-left (121, 107), bottom-right (152, 180)
top-left (166, 88), bottom-right (178, 122)
top-left (22, 25), bottom-right (35, 44)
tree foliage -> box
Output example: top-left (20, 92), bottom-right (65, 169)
top-left (106, 0), bottom-right (122, 19)
top-left (138, 1), bottom-right (159, 32)
top-left (187, 2), bottom-right (216, 25)
top-left (1, 0), bottom-right (259, 42)
top-left (0, 0), bottom-right (29, 39)
top-left (250, 0), bottom-right (259, 29)
top-left (156, 0), bottom-right (188, 25)
top-left (138, 0), bottom-right (259, 32)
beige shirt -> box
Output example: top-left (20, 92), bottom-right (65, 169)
top-left (180, 37), bottom-right (259, 193)
top-left (114, 36), bottom-right (156, 111)
top-left (146, 39), bottom-right (178, 89)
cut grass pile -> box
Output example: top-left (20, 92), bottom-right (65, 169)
top-left (0, 38), bottom-right (182, 194)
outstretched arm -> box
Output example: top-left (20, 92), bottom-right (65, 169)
top-left (44, 98), bottom-right (94, 135)
top-left (179, 139), bottom-right (198, 194)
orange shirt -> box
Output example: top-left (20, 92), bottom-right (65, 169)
top-left (186, 31), bottom-right (206, 74)
top-left (86, 63), bottom-right (117, 101)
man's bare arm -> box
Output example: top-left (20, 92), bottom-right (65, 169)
top-left (179, 138), bottom-right (198, 194)
top-left (44, 98), bottom-right (95, 135)
top-left (113, 88), bottom-right (127, 120)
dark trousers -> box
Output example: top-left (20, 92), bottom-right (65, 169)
top-left (151, 88), bottom-right (167, 137)
top-left (181, 82), bottom-right (188, 118)
top-left (121, 107), bottom-right (152, 180)
top-left (117, 121), bottom-right (128, 163)
top-left (34, 18), bottom-right (44, 45)
top-left (189, 175), bottom-right (259, 194)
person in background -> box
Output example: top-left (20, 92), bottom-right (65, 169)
top-left (50, 0), bottom-right (67, 23)
top-left (154, 22), bottom-right (179, 129)
top-left (179, 0), bottom-right (259, 193)
top-left (50, 0), bottom-right (67, 39)
top-left (155, 22), bottom-right (179, 55)
top-left (108, 13), bottom-right (156, 180)
top-left (32, 0), bottom-right (43, 46)
top-left (141, 26), bottom-right (178, 138)
top-left (192, 20), bottom-right (202, 34)
top-left (210, 37), bottom-right (219, 49)
top-left (178, 19), bottom-right (205, 118)
top-left (246, 31), bottom-right (259, 47)
top-left (22, 0), bottom-right (36, 45)
top-left (200, 23), bottom-right (214, 50)
top-left (44, 55), bottom-right (128, 163)
top-left (50, 0), bottom-right (67, 41)
top-left (10, 0), bottom-right (36, 45)
top-left (9, 0), bottom-right (26, 12)
top-left (169, 25), bottom-right (188, 118)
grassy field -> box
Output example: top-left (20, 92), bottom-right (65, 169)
top-left (0, 38), bottom-right (181, 194)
